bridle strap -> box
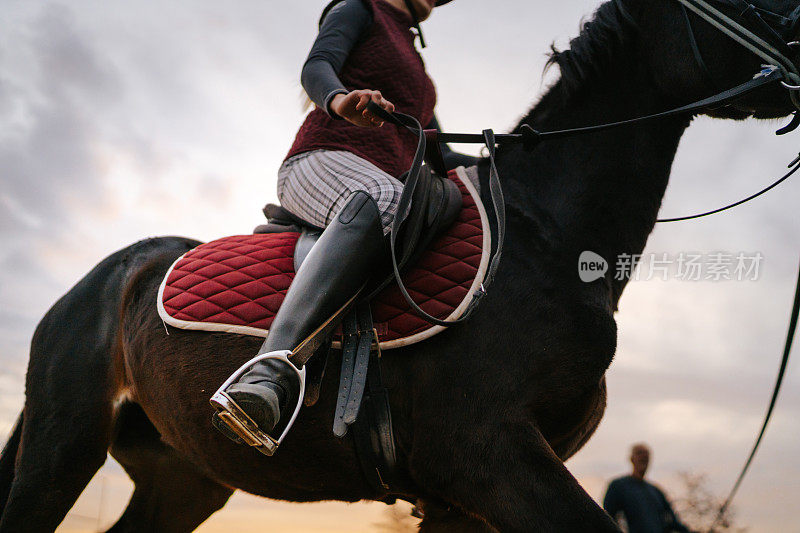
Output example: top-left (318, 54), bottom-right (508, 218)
top-left (729, 0), bottom-right (795, 56)
top-left (675, 0), bottom-right (800, 109)
top-left (681, 4), bottom-right (721, 92)
top-left (678, 0), bottom-right (796, 70)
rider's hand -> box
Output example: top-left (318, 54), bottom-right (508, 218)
top-left (330, 90), bottom-right (395, 127)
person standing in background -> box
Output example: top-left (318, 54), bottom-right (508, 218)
top-left (603, 443), bottom-right (691, 533)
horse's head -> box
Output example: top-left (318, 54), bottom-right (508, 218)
top-left (633, 0), bottom-right (800, 120)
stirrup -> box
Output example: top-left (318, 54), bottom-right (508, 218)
top-left (209, 350), bottom-right (306, 456)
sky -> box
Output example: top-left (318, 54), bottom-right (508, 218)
top-left (1, 0), bottom-right (798, 531)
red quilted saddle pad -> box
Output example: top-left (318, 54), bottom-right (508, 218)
top-left (157, 168), bottom-right (490, 349)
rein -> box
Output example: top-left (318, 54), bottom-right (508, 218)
top-left (708, 259), bottom-right (800, 530)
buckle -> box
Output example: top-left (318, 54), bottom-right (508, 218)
top-left (209, 350), bottom-right (306, 456)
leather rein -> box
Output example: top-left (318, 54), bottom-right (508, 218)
top-left (365, 0), bottom-right (800, 517)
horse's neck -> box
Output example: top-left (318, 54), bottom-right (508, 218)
top-left (495, 63), bottom-right (690, 307)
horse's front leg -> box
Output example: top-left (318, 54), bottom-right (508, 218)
top-left (409, 417), bottom-right (620, 532)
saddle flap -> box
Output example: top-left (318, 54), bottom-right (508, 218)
top-left (428, 176), bottom-right (462, 231)
top-left (397, 166), bottom-right (433, 268)
top-left (393, 167), bottom-right (463, 274)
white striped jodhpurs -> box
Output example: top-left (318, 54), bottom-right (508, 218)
top-left (276, 150), bottom-right (403, 235)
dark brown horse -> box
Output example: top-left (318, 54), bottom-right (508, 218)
top-left (2, 0), bottom-right (798, 531)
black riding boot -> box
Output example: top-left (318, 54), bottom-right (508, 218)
top-left (210, 191), bottom-right (385, 453)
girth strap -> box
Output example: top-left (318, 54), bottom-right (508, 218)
top-left (351, 316), bottom-right (397, 494)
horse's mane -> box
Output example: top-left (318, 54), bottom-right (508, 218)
top-left (545, 0), bottom-right (639, 95)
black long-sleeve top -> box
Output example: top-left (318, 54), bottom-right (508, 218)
top-left (603, 476), bottom-right (691, 533)
top-left (300, 0), bottom-right (477, 170)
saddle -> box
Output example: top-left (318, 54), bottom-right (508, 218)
top-left (158, 166), bottom-right (489, 348)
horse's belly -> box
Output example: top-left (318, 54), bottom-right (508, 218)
top-left (123, 312), bottom-right (377, 502)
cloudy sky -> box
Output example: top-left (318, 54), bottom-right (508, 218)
top-left (2, 1), bottom-right (798, 531)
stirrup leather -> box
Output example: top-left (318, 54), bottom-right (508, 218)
top-left (209, 350), bottom-right (306, 456)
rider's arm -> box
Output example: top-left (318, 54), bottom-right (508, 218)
top-left (656, 487), bottom-right (691, 532)
top-left (602, 480), bottom-right (623, 523)
top-left (301, 0), bottom-right (373, 119)
top-left (426, 115), bottom-right (480, 170)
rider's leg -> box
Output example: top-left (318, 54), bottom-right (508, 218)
top-left (276, 149), bottom-right (402, 236)
top-left (211, 150), bottom-right (402, 448)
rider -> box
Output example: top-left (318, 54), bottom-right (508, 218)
top-left (211, 0), bottom-right (475, 448)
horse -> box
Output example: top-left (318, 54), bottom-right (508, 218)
top-left (2, 0), bottom-right (798, 531)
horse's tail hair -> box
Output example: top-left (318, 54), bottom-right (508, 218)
top-left (0, 411), bottom-right (23, 516)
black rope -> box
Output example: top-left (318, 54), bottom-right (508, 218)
top-left (656, 154), bottom-right (800, 222)
top-left (708, 258), bottom-right (800, 531)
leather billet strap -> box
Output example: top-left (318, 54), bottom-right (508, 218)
top-left (333, 309), bottom-right (358, 437)
top-left (343, 304), bottom-right (374, 426)
top-left (333, 301), bottom-right (376, 438)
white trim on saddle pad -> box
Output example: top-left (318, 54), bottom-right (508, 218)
top-left (156, 166), bottom-right (492, 350)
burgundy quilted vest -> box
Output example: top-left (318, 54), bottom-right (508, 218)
top-left (286, 0), bottom-right (437, 178)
